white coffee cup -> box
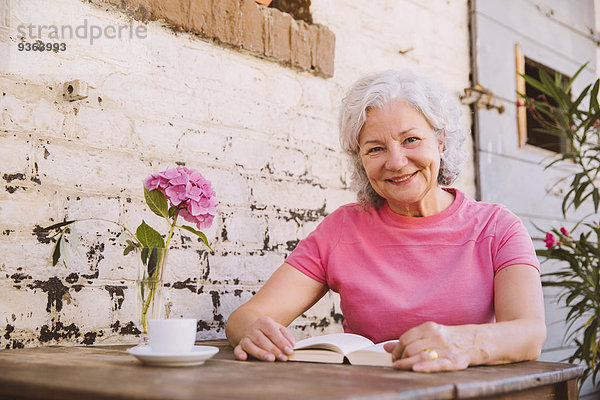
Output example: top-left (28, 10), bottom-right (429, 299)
top-left (147, 318), bottom-right (197, 354)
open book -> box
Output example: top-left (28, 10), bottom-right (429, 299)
top-left (288, 333), bottom-right (397, 366)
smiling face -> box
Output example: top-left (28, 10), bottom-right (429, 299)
top-left (358, 100), bottom-right (453, 217)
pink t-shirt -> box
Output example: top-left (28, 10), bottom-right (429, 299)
top-left (285, 189), bottom-right (540, 344)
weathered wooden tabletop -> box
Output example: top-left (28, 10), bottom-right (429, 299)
top-left (0, 340), bottom-right (583, 399)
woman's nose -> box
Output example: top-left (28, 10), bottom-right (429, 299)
top-left (384, 147), bottom-right (408, 170)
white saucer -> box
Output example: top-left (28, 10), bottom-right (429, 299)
top-left (127, 345), bottom-right (219, 367)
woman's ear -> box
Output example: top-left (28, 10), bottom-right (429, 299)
top-left (438, 129), bottom-right (446, 153)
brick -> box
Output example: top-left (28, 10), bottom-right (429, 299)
top-left (150, 0), bottom-right (191, 31)
top-left (34, 141), bottom-right (147, 192)
top-left (252, 179), bottom-right (325, 210)
top-left (190, 0), bottom-right (216, 38)
top-left (208, 168), bottom-right (251, 207)
top-left (213, 0), bottom-right (241, 47)
top-left (63, 195), bottom-right (121, 221)
top-left (132, 119), bottom-right (180, 157)
top-left (269, 146), bottom-right (306, 176)
top-left (0, 283), bottom-right (50, 331)
top-left (0, 189), bottom-right (55, 228)
top-left (290, 19), bottom-right (311, 69)
top-left (207, 89), bottom-right (268, 130)
top-left (264, 73), bottom-right (302, 110)
top-left (227, 136), bottom-right (270, 170)
top-left (128, 0), bottom-right (152, 22)
top-left (96, 243), bottom-right (139, 281)
top-left (74, 106), bottom-right (131, 149)
top-left (1, 94), bottom-right (35, 131)
top-left (240, 0), bottom-right (265, 53)
top-left (60, 286), bottom-right (114, 328)
top-left (266, 216), bottom-right (298, 245)
top-left (159, 246), bottom-right (207, 282)
top-left (268, 8), bottom-right (292, 62)
top-left (225, 214), bottom-right (266, 244)
top-left (0, 135), bottom-right (30, 176)
top-left (178, 128), bottom-right (228, 161)
top-left (313, 24), bottom-right (335, 77)
top-left (209, 252), bottom-right (284, 282)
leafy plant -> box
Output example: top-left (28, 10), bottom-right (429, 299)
top-left (41, 167), bottom-right (217, 333)
top-left (519, 63), bottom-right (600, 386)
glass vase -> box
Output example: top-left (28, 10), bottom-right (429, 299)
top-left (135, 246), bottom-right (168, 336)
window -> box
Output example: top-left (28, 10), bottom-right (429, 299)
top-left (515, 44), bottom-right (569, 152)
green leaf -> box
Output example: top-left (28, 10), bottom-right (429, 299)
top-left (123, 244), bottom-right (136, 256)
top-left (144, 187), bottom-right (169, 220)
top-left (141, 247), bottom-right (149, 265)
top-left (59, 235), bottom-right (71, 268)
top-left (147, 246), bottom-right (158, 277)
top-left (569, 84), bottom-right (591, 114)
top-left (42, 220), bottom-right (76, 231)
top-left (179, 225), bottom-right (214, 252)
top-left (589, 79), bottom-right (599, 114)
top-left (136, 220), bottom-right (165, 249)
top-left (168, 206), bottom-right (178, 219)
top-left (565, 62), bottom-right (588, 92)
top-left (51, 234), bottom-right (63, 266)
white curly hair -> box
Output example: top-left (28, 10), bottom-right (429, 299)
top-left (339, 69), bottom-right (468, 208)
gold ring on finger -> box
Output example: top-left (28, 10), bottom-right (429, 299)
top-left (424, 348), bottom-right (438, 360)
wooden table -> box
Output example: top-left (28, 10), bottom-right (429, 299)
top-left (0, 340), bottom-right (583, 399)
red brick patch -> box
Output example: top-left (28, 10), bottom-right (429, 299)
top-left (96, 0), bottom-right (335, 77)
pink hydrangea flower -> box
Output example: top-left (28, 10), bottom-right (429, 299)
top-left (545, 232), bottom-right (556, 248)
top-left (560, 227), bottom-right (570, 237)
top-left (144, 166), bottom-right (217, 230)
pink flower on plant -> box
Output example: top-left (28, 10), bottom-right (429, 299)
top-left (144, 166), bottom-right (217, 230)
top-left (560, 227), bottom-right (570, 237)
top-left (544, 232), bottom-right (557, 248)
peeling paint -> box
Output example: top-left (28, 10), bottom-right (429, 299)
top-left (209, 290), bottom-right (220, 308)
top-left (28, 277), bottom-right (69, 312)
top-left (119, 321), bottom-right (140, 335)
top-left (82, 331), bottom-right (97, 345)
top-left (2, 173), bottom-right (25, 182)
top-left (65, 273), bottom-right (79, 284)
top-left (10, 272), bottom-right (32, 284)
top-left (104, 285), bottom-right (125, 310)
top-left (197, 320), bottom-right (211, 331)
top-left (309, 318), bottom-right (330, 329)
top-left (4, 324), bottom-right (14, 339)
top-left (32, 224), bottom-right (54, 244)
top-left (39, 322), bottom-right (80, 343)
top-left (172, 278), bottom-right (196, 293)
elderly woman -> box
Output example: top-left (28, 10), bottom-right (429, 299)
top-left (225, 70), bottom-right (546, 371)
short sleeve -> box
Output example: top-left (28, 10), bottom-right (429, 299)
top-left (492, 208), bottom-right (540, 274)
top-left (284, 207), bottom-right (346, 284)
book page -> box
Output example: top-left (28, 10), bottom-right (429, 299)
top-left (346, 340), bottom-right (398, 367)
top-left (293, 333), bottom-right (375, 355)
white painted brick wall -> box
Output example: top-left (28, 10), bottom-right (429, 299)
top-left (0, 0), bottom-right (473, 348)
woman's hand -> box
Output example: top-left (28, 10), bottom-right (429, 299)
top-left (233, 316), bottom-right (296, 362)
top-left (383, 322), bottom-right (473, 372)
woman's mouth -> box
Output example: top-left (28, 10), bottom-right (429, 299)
top-left (386, 171), bottom-right (418, 184)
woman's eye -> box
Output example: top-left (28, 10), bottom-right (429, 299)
top-left (367, 147), bottom-right (383, 154)
top-left (405, 137), bottom-right (420, 145)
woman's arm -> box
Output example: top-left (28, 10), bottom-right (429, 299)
top-left (225, 263), bottom-right (329, 362)
top-left (385, 264), bottom-right (546, 371)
